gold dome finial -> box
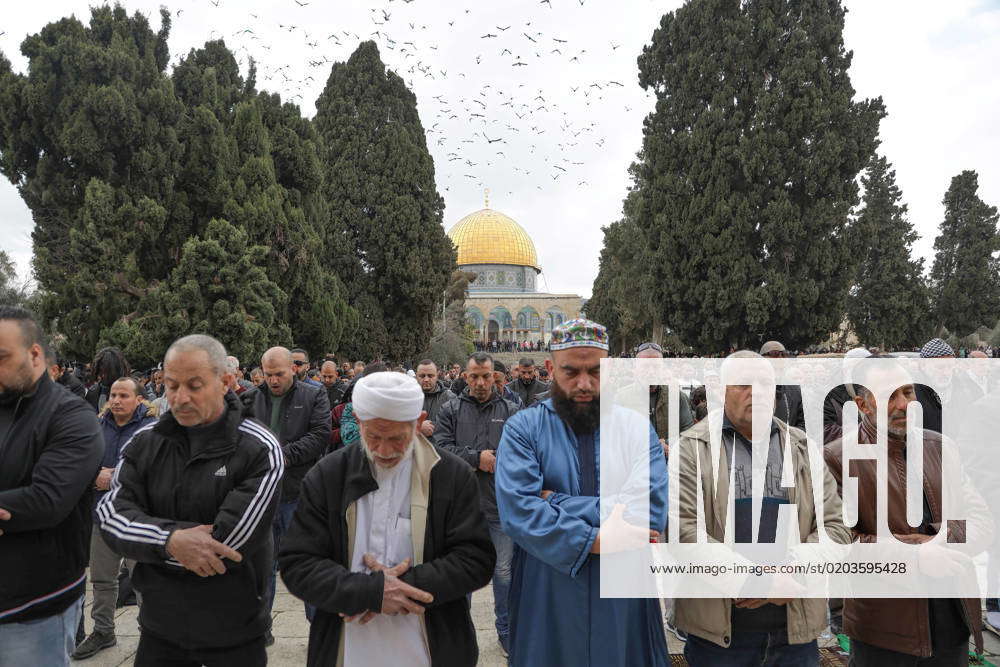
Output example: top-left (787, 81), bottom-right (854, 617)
top-left (484, 188), bottom-right (490, 209)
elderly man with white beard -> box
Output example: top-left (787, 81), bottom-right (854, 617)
top-left (278, 372), bottom-right (495, 667)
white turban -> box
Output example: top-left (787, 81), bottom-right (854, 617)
top-left (352, 372), bottom-right (424, 423)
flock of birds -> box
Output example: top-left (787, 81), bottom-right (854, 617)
top-left (162, 0), bottom-right (655, 200)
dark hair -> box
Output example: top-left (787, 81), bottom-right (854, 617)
top-left (468, 352), bottom-right (493, 368)
top-left (0, 305), bottom-right (46, 350)
top-left (416, 358), bottom-right (437, 369)
top-left (92, 347), bottom-right (131, 385)
top-left (518, 357), bottom-right (535, 367)
top-left (493, 360), bottom-right (507, 373)
top-left (290, 348), bottom-right (309, 360)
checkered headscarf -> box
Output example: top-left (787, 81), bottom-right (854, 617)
top-left (920, 338), bottom-right (955, 358)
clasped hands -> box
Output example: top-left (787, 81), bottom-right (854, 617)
top-left (340, 555), bottom-right (434, 625)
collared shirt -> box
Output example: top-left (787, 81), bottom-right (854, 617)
top-left (344, 444), bottom-right (430, 667)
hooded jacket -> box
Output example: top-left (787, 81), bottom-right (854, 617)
top-left (97, 391), bottom-right (284, 649)
top-left (433, 388), bottom-right (519, 521)
top-left (94, 403), bottom-right (157, 518)
top-left (421, 381), bottom-right (456, 423)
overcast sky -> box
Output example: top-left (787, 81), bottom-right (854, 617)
top-left (1, 0), bottom-right (998, 299)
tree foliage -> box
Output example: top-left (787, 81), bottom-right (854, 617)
top-left (0, 9), bottom-right (472, 365)
top-left (608, 0), bottom-right (884, 353)
top-left (315, 41), bottom-right (456, 361)
top-left (847, 154), bottom-right (931, 348)
top-left (930, 170), bottom-right (1000, 337)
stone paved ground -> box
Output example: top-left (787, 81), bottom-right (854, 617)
top-left (73, 582), bottom-right (1000, 666)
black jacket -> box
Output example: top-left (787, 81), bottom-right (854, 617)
top-left (97, 392), bottom-right (283, 649)
top-left (241, 380), bottom-right (331, 501)
top-left (422, 381), bottom-right (456, 423)
top-left (0, 373), bottom-right (104, 624)
top-left (509, 377), bottom-right (549, 408)
top-left (774, 384), bottom-right (805, 430)
top-left (56, 370), bottom-right (87, 398)
top-left (278, 439), bottom-right (494, 667)
top-left (434, 389), bottom-right (519, 520)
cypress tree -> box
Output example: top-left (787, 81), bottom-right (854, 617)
top-left (107, 218), bottom-right (291, 365)
top-left (633, 0), bottom-right (884, 352)
top-left (0, 6), bottom-right (182, 357)
top-left (314, 41), bottom-right (455, 361)
top-left (847, 155), bottom-right (931, 348)
top-left (930, 170), bottom-right (1000, 336)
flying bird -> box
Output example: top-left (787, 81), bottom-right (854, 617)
top-left (497, 25), bottom-right (511, 31)
top-left (481, 33), bottom-right (497, 39)
top-left (523, 32), bottom-right (536, 42)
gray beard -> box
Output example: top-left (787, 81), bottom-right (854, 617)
top-left (361, 432), bottom-right (415, 469)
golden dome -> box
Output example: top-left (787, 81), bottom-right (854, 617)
top-left (447, 208), bottom-right (540, 270)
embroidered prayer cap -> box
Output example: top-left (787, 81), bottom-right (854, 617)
top-left (920, 338), bottom-right (955, 358)
top-left (550, 318), bottom-right (609, 352)
top-left (352, 371), bottom-right (424, 422)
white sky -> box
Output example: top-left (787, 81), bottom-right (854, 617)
top-left (1, 0), bottom-right (998, 300)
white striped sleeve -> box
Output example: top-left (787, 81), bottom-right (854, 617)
top-left (222, 421), bottom-right (285, 551)
top-left (96, 422), bottom-right (171, 547)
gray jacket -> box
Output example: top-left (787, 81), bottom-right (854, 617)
top-left (509, 378), bottom-right (549, 408)
top-left (434, 388), bottom-right (519, 520)
top-left (422, 382), bottom-right (456, 423)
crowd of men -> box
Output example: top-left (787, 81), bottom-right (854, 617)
top-left (1, 301), bottom-right (998, 666)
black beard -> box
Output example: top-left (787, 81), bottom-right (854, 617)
top-left (551, 380), bottom-right (600, 435)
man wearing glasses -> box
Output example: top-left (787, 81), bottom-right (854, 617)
top-left (291, 348), bottom-right (323, 388)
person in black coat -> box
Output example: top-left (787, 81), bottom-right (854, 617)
top-left (241, 346), bottom-right (331, 634)
top-left (0, 307), bottom-right (104, 666)
top-left (279, 372), bottom-right (494, 667)
top-left (98, 335), bottom-right (283, 666)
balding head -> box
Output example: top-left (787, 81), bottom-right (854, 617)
top-left (261, 346), bottom-right (294, 396)
top-left (320, 360), bottom-right (339, 388)
top-left (970, 350), bottom-right (988, 359)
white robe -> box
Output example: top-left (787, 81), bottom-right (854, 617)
top-left (344, 448), bottom-right (431, 667)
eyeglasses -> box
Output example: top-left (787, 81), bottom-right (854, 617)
top-left (636, 342), bottom-right (663, 354)
top-left (292, 360), bottom-right (307, 366)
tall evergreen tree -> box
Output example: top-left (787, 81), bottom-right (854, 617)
top-left (106, 218), bottom-right (291, 365)
top-left (0, 6), bottom-right (182, 357)
top-left (632, 0), bottom-right (884, 352)
top-left (930, 170), bottom-right (1000, 336)
top-left (847, 155), bottom-right (931, 348)
top-left (314, 41), bottom-right (455, 361)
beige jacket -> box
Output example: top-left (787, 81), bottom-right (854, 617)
top-left (671, 416), bottom-right (851, 648)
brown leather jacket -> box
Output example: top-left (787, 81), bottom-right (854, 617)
top-left (824, 421), bottom-right (984, 658)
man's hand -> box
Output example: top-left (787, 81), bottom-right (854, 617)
top-left (659, 438), bottom-right (669, 458)
top-left (590, 503), bottom-right (660, 554)
top-left (893, 532), bottom-right (933, 545)
top-left (478, 449), bottom-right (496, 473)
top-left (419, 420), bottom-right (435, 437)
top-left (94, 467), bottom-right (115, 491)
top-left (363, 554), bottom-right (434, 616)
top-left (166, 524), bottom-right (242, 577)
top-left (0, 508), bottom-right (10, 536)
top-left (540, 490), bottom-right (554, 501)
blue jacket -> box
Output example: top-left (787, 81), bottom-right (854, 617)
top-left (95, 404), bottom-right (156, 517)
